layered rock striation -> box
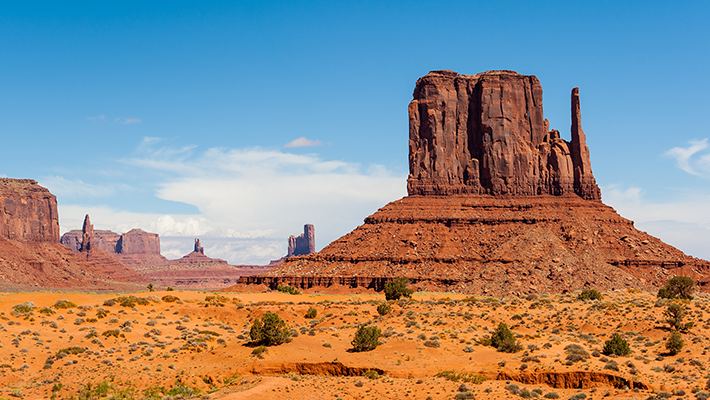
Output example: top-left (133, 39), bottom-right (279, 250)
top-left (242, 70), bottom-right (710, 295)
top-left (407, 70), bottom-right (600, 200)
top-left (61, 225), bottom-right (168, 267)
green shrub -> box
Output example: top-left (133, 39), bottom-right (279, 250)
top-left (277, 284), bottom-right (301, 295)
top-left (491, 322), bottom-right (522, 353)
top-left (12, 301), bottom-right (35, 314)
top-left (361, 370), bottom-right (380, 380)
top-left (38, 307), bottom-right (55, 315)
top-left (376, 302), bottom-right (392, 316)
top-left (251, 345), bottom-right (267, 358)
top-left (658, 276), bottom-right (695, 299)
top-left (161, 295), bottom-right (180, 303)
top-left (54, 299), bottom-right (77, 309)
top-left (577, 289), bottom-right (603, 301)
top-left (602, 333), bottom-right (630, 356)
top-left (384, 278), bottom-right (413, 301)
top-left (664, 303), bottom-right (693, 331)
top-left (665, 330), bottom-right (684, 355)
top-left (305, 307), bottom-right (317, 319)
top-left (166, 287), bottom-right (174, 291)
top-left (147, 283), bottom-right (154, 292)
top-left (351, 325), bottom-right (381, 352)
top-left (101, 329), bottom-right (120, 338)
top-left (56, 346), bottom-right (85, 356)
top-left (249, 312), bottom-right (291, 346)
top-left (112, 296), bottom-right (150, 308)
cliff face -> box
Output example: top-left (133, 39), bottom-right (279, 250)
top-left (407, 70), bottom-right (600, 200)
top-left (0, 179), bottom-right (60, 242)
top-left (288, 224), bottom-right (315, 257)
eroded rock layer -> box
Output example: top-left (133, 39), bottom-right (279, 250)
top-left (244, 196), bottom-right (710, 296)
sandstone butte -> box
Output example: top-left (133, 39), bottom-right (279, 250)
top-left (0, 179), bottom-right (144, 291)
top-left (240, 70), bottom-right (710, 296)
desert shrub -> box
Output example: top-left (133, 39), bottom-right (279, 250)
top-left (424, 340), bottom-right (440, 348)
top-left (305, 307), bottom-right (317, 319)
top-left (277, 284), bottom-right (301, 295)
top-left (251, 345), bottom-right (267, 358)
top-left (111, 296), bottom-right (150, 308)
top-left (249, 312), bottom-right (291, 346)
top-left (102, 329), bottom-right (120, 338)
top-left (384, 278), bottom-right (413, 301)
top-left (377, 302), bottom-right (392, 316)
top-left (361, 370), bottom-right (380, 380)
top-left (12, 301), bottom-right (35, 314)
top-left (664, 303), bottom-right (693, 331)
top-left (161, 295), bottom-right (180, 303)
top-left (658, 276), bottom-right (695, 299)
top-left (577, 289), bottom-right (603, 301)
top-left (666, 330), bottom-right (684, 355)
top-left (38, 307), bottom-right (55, 315)
top-left (147, 283), bottom-right (154, 292)
top-left (351, 325), bottom-right (381, 352)
top-left (491, 322), bottom-right (522, 353)
top-left (57, 346), bottom-right (85, 356)
top-left (102, 299), bottom-right (116, 307)
top-left (53, 299), bottom-right (77, 309)
top-left (95, 308), bottom-right (108, 318)
top-left (602, 333), bottom-right (630, 356)
top-left (544, 392), bottom-right (560, 399)
top-left (166, 286), bottom-right (174, 291)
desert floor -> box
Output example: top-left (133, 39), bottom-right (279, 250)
top-left (0, 289), bottom-right (709, 399)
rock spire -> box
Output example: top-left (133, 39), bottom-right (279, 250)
top-left (288, 224), bottom-right (315, 257)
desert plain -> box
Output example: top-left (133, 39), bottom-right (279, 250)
top-left (0, 288), bottom-right (708, 400)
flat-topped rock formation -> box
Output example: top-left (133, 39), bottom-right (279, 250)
top-left (61, 226), bottom-right (169, 267)
top-left (242, 70), bottom-right (710, 296)
top-left (0, 179), bottom-right (144, 291)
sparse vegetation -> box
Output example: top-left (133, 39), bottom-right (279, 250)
top-left (658, 276), bottom-right (695, 299)
top-left (277, 284), bottom-right (301, 295)
top-left (664, 303), bottom-right (693, 331)
top-left (666, 330), bottom-right (684, 355)
top-left (602, 333), bottom-right (630, 356)
top-left (249, 312), bottom-right (291, 346)
top-left (491, 322), bottom-right (522, 353)
top-left (305, 307), bottom-right (317, 319)
top-left (384, 278), bottom-right (413, 301)
top-left (577, 289), bottom-right (603, 301)
top-left (376, 302), bottom-right (392, 316)
top-left (351, 325), bottom-right (381, 352)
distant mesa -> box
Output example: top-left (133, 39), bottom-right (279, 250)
top-left (0, 179), bottom-right (145, 291)
top-left (288, 224), bottom-right (315, 257)
top-left (242, 70), bottom-right (710, 296)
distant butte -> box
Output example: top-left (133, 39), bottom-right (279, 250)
top-left (241, 70), bottom-right (710, 296)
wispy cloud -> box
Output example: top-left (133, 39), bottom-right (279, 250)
top-left (121, 117), bottom-right (142, 125)
top-left (284, 137), bottom-right (323, 148)
top-left (665, 138), bottom-right (710, 176)
top-left (86, 115), bottom-right (106, 121)
top-left (58, 138), bottom-right (407, 264)
top-left (40, 176), bottom-right (128, 198)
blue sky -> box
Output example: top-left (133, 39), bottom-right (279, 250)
top-left (2, 1), bottom-right (709, 264)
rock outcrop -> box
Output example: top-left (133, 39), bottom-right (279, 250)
top-left (241, 70), bottom-right (710, 296)
top-left (288, 224), bottom-right (315, 257)
top-left (194, 238), bottom-right (204, 254)
top-left (1, 179), bottom-right (60, 242)
top-left (76, 215), bottom-right (145, 283)
top-left (407, 70), bottom-right (600, 200)
top-left (0, 179), bottom-right (144, 291)
top-left (62, 226), bottom-right (169, 267)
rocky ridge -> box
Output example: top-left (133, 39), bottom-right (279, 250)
top-left (241, 70), bottom-right (710, 295)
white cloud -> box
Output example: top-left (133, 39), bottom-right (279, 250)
top-left (602, 184), bottom-right (710, 260)
top-left (58, 141), bottom-right (407, 264)
top-left (284, 137), bottom-right (323, 148)
top-left (121, 117), bottom-right (142, 125)
top-left (39, 176), bottom-right (127, 198)
top-left (665, 138), bottom-right (710, 176)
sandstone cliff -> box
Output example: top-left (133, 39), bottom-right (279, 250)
top-left (1, 179), bottom-right (59, 242)
top-left (242, 70), bottom-right (709, 296)
top-left (407, 70), bottom-right (600, 200)
top-left (61, 226), bottom-right (169, 267)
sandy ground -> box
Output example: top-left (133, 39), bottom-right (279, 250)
top-left (0, 289), bottom-right (708, 399)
